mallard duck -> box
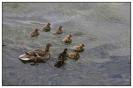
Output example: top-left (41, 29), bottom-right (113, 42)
top-left (42, 23), bottom-right (51, 32)
top-left (54, 48), bottom-right (68, 68)
top-left (19, 43), bottom-right (52, 64)
top-left (62, 34), bottom-right (72, 44)
top-left (55, 26), bottom-right (63, 34)
top-left (30, 28), bottom-right (39, 38)
top-left (73, 43), bottom-right (85, 52)
top-left (68, 51), bottom-right (80, 61)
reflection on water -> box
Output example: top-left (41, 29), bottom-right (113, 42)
top-left (3, 3), bottom-right (130, 85)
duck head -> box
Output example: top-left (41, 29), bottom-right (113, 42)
top-left (59, 26), bottom-right (62, 30)
top-left (63, 48), bottom-right (68, 53)
top-left (64, 48), bottom-right (67, 51)
top-left (45, 43), bottom-right (52, 51)
top-left (35, 28), bottom-right (39, 32)
top-left (80, 43), bottom-right (85, 47)
top-left (47, 23), bottom-right (51, 26)
top-left (68, 34), bottom-right (72, 38)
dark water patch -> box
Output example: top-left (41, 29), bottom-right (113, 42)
top-left (111, 74), bottom-right (122, 78)
top-left (97, 55), bottom-right (130, 74)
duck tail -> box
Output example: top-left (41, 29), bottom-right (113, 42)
top-left (54, 61), bottom-right (64, 68)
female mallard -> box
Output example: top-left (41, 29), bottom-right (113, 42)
top-left (42, 23), bottom-right (51, 32)
top-left (55, 26), bottom-right (63, 34)
top-left (30, 28), bottom-right (39, 37)
top-left (68, 51), bottom-right (80, 61)
top-left (54, 48), bottom-right (68, 68)
top-left (73, 43), bottom-right (85, 52)
top-left (62, 34), bottom-right (72, 44)
top-left (19, 43), bottom-right (52, 64)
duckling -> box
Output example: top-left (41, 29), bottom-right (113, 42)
top-left (19, 43), bottom-right (52, 64)
top-left (62, 34), bottom-right (72, 44)
top-left (54, 48), bottom-right (68, 68)
top-left (73, 43), bottom-right (85, 52)
top-left (57, 48), bottom-right (68, 61)
top-left (68, 51), bottom-right (80, 61)
top-left (42, 23), bottom-right (51, 32)
top-left (55, 26), bottom-right (63, 34)
top-left (30, 28), bottom-right (39, 38)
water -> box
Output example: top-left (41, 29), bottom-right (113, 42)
top-left (2, 3), bottom-right (130, 85)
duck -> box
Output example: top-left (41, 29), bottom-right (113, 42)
top-left (30, 28), bottom-right (39, 38)
top-left (62, 34), bottom-right (72, 44)
top-left (42, 23), bottom-right (51, 32)
top-left (19, 43), bottom-right (52, 64)
top-left (67, 51), bottom-right (80, 61)
top-left (72, 43), bottom-right (85, 52)
top-left (55, 26), bottom-right (63, 34)
top-left (54, 48), bottom-right (68, 68)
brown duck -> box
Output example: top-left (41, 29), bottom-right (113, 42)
top-left (30, 28), bottom-right (39, 37)
top-left (55, 26), bottom-right (63, 34)
top-left (62, 34), bottom-right (72, 44)
top-left (73, 43), bottom-right (85, 52)
top-left (68, 51), bottom-right (80, 61)
top-left (19, 43), bottom-right (52, 64)
top-left (42, 23), bottom-right (51, 32)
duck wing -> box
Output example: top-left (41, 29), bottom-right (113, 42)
top-left (19, 54), bottom-right (31, 61)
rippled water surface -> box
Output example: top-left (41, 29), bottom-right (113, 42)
top-left (2, 3), bottom-right (130, 85)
